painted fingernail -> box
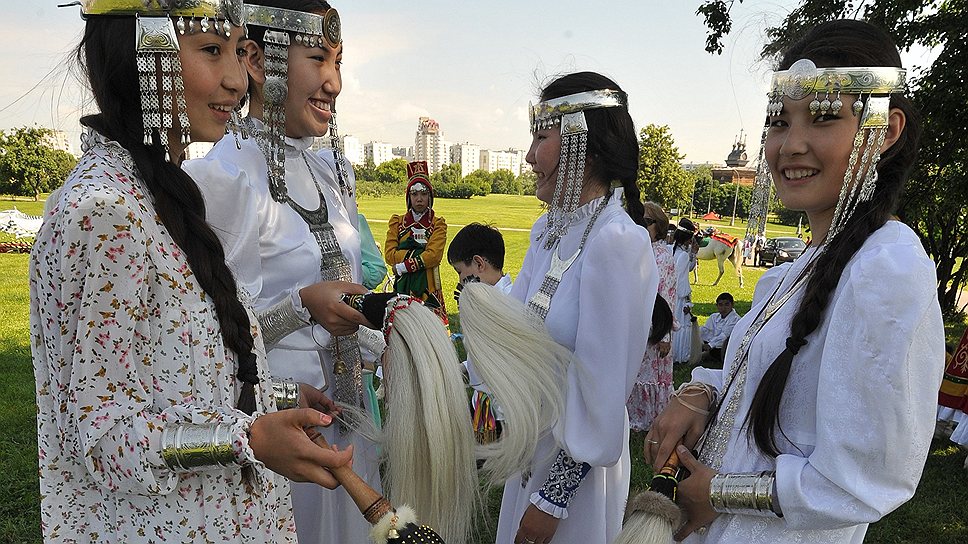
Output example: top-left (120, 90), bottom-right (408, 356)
top-left (320, 413), bottom-right (332, 425)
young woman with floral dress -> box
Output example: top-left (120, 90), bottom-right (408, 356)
top-left (31, 3), bottom-right (351, 542)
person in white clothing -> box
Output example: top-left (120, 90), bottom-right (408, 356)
top-left (184, 2), bottom-right (382, 543)
top-left (449, 222), bottom-right (513, 295)
top-left (646, 20), bottom-right (944, 543)
top-left (700, 292), bottom-right (740, 364)
top-left (496, 71), bottom-right (657, 544)
top-left (672, 217), bottom-right (699, 364)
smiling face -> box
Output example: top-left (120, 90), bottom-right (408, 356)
top-left (526, 127), bottom-right (562, 204)
top-left (765, 94), bottom-right (862, 231)
top-left (284, 40), bottom-right (342, 139)
top-left (177, 25), bottom-right (248, 144)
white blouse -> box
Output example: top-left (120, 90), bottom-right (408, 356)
top-left (687, 221), bottom-right (945, 544)
top-left (673, 244), bottom-right (695, 301)
top-left (30, 131), bottom-right (295, 543)
top-left (185, 122), bottom-right (379, 544)
top-left (184, 122), bottom-right (364, 382)
top-left (496, 193), bottom-right (657, 544)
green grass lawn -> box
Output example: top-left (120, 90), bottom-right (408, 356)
top-left (3, 194), bottom-right (967, 543)
top-left (359, 193), bottom-right (542, 321)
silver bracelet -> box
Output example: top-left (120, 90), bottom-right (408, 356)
top-left (272, 378), bottom-right (301, 410)
top-left (160, 423), bottom-right (237, 471)
top-left (258, 295), bottom-right (312, 347)
top-left (709, 471), bottom-right (782, 517)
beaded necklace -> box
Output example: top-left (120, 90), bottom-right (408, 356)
top-left (249, 115), bottom-right (365, 429)
top-left (699, 247), bottom-right (821, 469)
top-left (526, 190), bottom-right (612, 321)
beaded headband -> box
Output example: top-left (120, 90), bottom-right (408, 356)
top-left (768, 59), bottom-right (905, 117)
top-left (79, 0), bottom-right (244, 24)
top-left (747, 58), bottom-right (907, 245)
top-left (67, 0), bottom-right (247, 158)
top-left (244, 4), bottom-right (350, 200)
top-left (529, 89), bottom-right (627, 133)
top-left (245, 4), bottom-right (342, 49)
top-left (531, 87), bottom-right (627, 249)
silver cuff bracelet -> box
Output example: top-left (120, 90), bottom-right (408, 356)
top-left (272, 378), bottom-right (301, 410)
top-left (160, 423), bottom-right (237, 471)
top-left (709, 471), bottom-right (782, 517)
top-left (258, 295), bottom-right (311, 347)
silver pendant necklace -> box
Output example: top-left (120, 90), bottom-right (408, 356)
top-left (699, 249), bottom-right (820, 469)
top-left (527, 191), bottom-right (611, 323)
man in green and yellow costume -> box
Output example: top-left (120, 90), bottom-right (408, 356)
top-left (384, 161), bottom-right (448, 323)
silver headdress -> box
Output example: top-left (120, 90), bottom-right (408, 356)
top-left (744, 128), bottom-right (773, 245)
top-left (529, 89), bottom-right (627, 249)
top-left (245, 4), bottom-right (344, 201)
top-left (74, 1), bottom-right (246, 159)
top-left (754, 58), bottom-right (906, 243)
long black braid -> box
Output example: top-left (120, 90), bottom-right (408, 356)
top-left (77, 16), bottom-right (260, 414)
top-left (746, 20), bottom-right (922, 456)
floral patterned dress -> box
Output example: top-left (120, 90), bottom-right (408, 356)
top-left (29, 130), bottom-right (297, 543)
top-left (627, 239), bottom-right (677, 431)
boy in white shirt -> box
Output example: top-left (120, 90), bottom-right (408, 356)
top-left (701, 292), bottom-right (741, 364)
top-left (448, 223), bottom-right (512, 443)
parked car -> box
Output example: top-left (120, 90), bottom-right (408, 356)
top-left (756, 236), bottom-right (806, 267)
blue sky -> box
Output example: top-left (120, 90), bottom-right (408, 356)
top-left (2, 1), bottom-right (824, 162)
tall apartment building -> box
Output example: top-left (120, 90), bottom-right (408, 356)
top-left (364, 141), bottom-right (395, 166)
top-left (440, 140), bottom-right (452, 168)
top-left (479, 148), bottom-right (524, 175)
top-left (309, 137), bottom-right (328, 154)
top-left (341, 135), bottom-right (362, 165)
top-left (413, 117), bottom-right (448, 174)
top-left (510, 149), bottom-right (528, 175)
top-left (450, 143), bottom-right (481, 176)
top-left (306, 134), bottom-right (362, 165)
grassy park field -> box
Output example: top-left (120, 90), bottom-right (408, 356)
top-left (1, 193), bottom-right (966, 543)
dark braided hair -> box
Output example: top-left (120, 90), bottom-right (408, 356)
top-left (746, 19), bottom-right (922, 456)
top-left (77, 16), bottom-right (260, 414)
top-left (540, 72), bottom-right (648, 228)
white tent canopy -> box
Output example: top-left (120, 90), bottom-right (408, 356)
top-left (0, 208), bottom-right (42, 238)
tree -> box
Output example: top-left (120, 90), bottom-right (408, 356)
top-left (374, 158), bottom-right (409, 186)
top-left (433, 162), bottom-right (463, 187)
top-left (462, 169), bottom-right (491, 197)
top-left (0, 126), bottom-right (77, 200)
top-left (687, 166), bottom-right (714, 215)
top-left (637, 124), bottom-right (691, 210)
top-left (517, 171), bottom-right (537, 195)
top-left (774, 206), bottom-right (808, 227)
top-left (490, 169), bottom-right (520, 195)
top-left (355, 157), bottom-right (378, 182)
top-left (698, 0), bottom-right (968, 316)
